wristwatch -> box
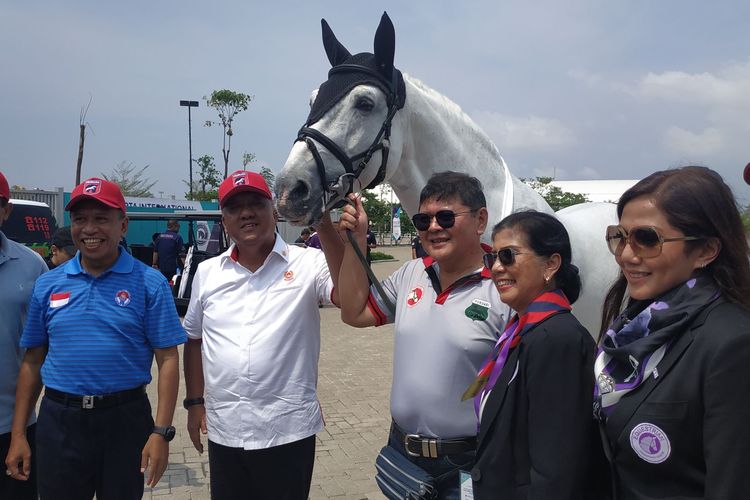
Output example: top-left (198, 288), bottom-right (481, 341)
top-left (183, 397), bottom-right (205, 409)
top-left (152, 425), bottom-right (176, 442)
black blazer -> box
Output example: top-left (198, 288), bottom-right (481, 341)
top-left (471, 311), bottom-right (605, 500)
top-left (602, 299), bottom-right (750, 500)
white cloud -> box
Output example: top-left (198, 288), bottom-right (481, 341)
top-left (637, 63), bottom-right (750, 106)
top-left (470, 111), bottom-right (576, 151)
top-left (662, 126), bottom-right (725, 157)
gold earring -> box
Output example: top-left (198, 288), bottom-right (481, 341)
top-left (544, 275), bottom-right (550, 284)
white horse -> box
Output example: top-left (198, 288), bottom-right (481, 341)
top-left (276, 13), bottom-right (619, 336)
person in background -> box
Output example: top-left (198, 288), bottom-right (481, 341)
top-left (411, 234), bottom-right (428, 259)
top-left (45, 226), bottom-right (76, 270)
top-left (332, 171), bottom-right (508, 499)
top-left (182, 170), bottom-right (344, 500)
top-left (0, 171), bottom-right (47, 500)
top-left (597, 166), bottom-right (750, 499)
top-left (4, 177), bottom-right (186, 499)
top-left (294, 227), bottom-right (311, 247)
top-left (469, 211), bottom-right (601, 499)
top-left (152, 219), bottom-right (184, 280)
top-left (306, 226), bottom-right (322, 250)
top-left (366, 224), bottom-right (377, 265)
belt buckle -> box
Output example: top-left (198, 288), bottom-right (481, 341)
top-left (82, 395), bottom-right (95, 410)
top-left (405, 434), bottom-right (438, 458)
top-left (404, 434), bottom-right (422, 457)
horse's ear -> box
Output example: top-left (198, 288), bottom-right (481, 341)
top-left (321, 19), bottom-right (351, 67)
top-left (373, 12), bottom-right (395, 78)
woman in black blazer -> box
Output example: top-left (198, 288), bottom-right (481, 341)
top-left (597, 166), bottom-right (750, 499)
top-left (468, 211), bottom-right (603, 499)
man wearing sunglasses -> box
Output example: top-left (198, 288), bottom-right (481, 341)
top-left (333, 171), bottom-right (509, 499)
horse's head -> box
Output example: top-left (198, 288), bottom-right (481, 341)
top-left (275, 12), bottom-right (406, 225)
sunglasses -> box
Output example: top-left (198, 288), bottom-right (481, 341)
top-left (483, 247), bottom-right (523, 269)
top-left (605, 225), bottom-right (702, 258)
top-left (411, 209), bottom-right (476, 231)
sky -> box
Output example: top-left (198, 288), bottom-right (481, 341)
top-left (2, 0), bottom-right (749, 203)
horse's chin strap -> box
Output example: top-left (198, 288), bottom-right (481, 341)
top-left (296, 89), bottom-right (400, 213)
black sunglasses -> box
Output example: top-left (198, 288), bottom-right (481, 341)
top-left (483, 247), bottom-right (523, 269)
top-left (411, 209), bottom-right (477, 231)
top-left (605, 225), bottom-right (702, 258)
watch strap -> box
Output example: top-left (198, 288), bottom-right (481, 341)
top-left (183, 397), bottom-right (205, 409)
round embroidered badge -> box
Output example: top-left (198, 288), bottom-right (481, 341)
top-left (629, 422), bottom-right (671, 464)
top-left (406, 287), bottom-right (424, 307)
top-left (115, 290), bottom-right (131, 307)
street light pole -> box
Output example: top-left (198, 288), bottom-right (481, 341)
top-left (180, 100), bottom-right (199, 246)
top-left (179, 100), bottom-right (199, 199)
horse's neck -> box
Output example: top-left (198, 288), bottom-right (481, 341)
top-left (387, 76), bottom-right (550, 227)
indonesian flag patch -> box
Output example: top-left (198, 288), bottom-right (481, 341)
top-left (49, 292), bottom-right (71, 308)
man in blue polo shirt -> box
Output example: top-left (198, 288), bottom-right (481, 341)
top-left (4, 178), bottom-right (186, 500)
top-left (0, 171), bottom-right (47, 500)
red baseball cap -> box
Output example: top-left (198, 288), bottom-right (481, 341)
top-left (744, 162), bottom-right (750, 186)
top-left (0, 171), bottom-right (9, 201)
top-left (66, 177), bottom-right (126, 214)
top-left (218, 170), bottom-right (272, 208)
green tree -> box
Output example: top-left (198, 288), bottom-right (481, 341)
top-left (258, 166), bottom-right (275, 194)
top-left (185, 155), bottom-right (221, 201)
top-left (204, 89), bottom-right (253, 178)
top-left (242, 152), bottom-right (256, 167)
top-left (102, 161), bottom-right (156, 197)
top-left (360, 190), bottom-right (391, 233)
top-left (524, 176), bottom-right (589, 211)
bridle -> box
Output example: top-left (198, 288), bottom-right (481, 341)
top-left (295, 63), bottom-right (405, 213)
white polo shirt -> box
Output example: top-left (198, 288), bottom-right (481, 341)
top-left (183, 234), bottom-right (334, 450)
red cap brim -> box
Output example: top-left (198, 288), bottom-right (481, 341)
top-left (744, 163), bottom-right (750, 186)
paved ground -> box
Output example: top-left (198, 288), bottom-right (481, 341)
top-left (143, 244), bottom-right (413, 499)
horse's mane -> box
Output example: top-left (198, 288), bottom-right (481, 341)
top-left (403, 73), bottom-right (501, 159)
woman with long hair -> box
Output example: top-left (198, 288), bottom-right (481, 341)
top-left (597, 166), bottom-right (750, 499)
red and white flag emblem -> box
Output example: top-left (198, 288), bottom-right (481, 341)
top-left (50, 292), bottom-right (71, 308)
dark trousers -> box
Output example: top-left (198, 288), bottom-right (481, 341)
top-left (36, 394), bottom-right (153, 500)
top-left (208, 435), bottom-right (316, 500)
top-left (1, 423), bottom-right (38, 500)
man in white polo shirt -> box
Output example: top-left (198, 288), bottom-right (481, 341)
top-left (334, 171), bottom-right (509, 499)
top-left (182, 170), bottom-right (343, 500)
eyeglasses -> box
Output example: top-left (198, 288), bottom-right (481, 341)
top-left (605, 225), bottom-right (702, 258)
top-left (483, 247), bottom-right (523, 269)
top-left (411, 210), bottom-right (477, 231)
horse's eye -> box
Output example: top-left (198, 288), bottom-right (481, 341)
top-left (355, 97), bottom-right (375, 112)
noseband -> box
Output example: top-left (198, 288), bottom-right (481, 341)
top-left (296, 64), bottom-right (405, 213)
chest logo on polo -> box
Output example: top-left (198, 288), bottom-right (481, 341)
top-left (630, 422), bottom-right (671, 464)
top-left (465, 298), bottom-right (490, 321)
top-left (406, 287), bottom-right (424, 307)
top-left (283, 270), bottom-right (294, 281)
top-left (49, 292), bottom-right (71, 308)
top-left (115, 290), bottom-right (131, 307)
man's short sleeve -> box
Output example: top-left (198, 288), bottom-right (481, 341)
top-left (145, 275), bottom-right (187, 348)
top-left (20, 287), bottom-right (49, 348)
top-left (182, 264), bottom-right (204, 339)
top-left (367, 262), bottom-right (410, 326)
top-left (312, 249), bottom-right (334, 305)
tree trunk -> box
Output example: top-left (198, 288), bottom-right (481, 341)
top-left (76, 124), bottom-right (85, 184)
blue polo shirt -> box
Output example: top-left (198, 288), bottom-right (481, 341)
top-left (0, 231), bottom-right (48, 434)
top-left (21, 248), bottom-right (187, 395)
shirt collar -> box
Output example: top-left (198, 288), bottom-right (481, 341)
top-left (64, 247), bottom-right (134, 276)
top-left (222, 232), bottom-right (290, 266)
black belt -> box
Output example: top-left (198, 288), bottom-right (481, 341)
top-left (391, 422), bottom-right (476, 459)
top-left (44, 386), bottom-right (146, 410)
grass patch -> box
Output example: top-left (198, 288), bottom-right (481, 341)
top-left (370, 251), bottom-right (394, 261)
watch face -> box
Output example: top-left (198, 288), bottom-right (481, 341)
top-left (164, 426), bottom-right (176, 442)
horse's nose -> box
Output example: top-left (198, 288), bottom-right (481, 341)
top-left (289, 180), bottom-right (310, 202)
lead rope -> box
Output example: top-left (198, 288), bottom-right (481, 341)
top-left (341, 198), bottom-right (396, 317)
